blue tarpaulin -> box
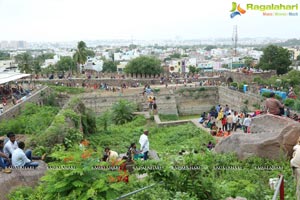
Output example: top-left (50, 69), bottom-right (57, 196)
top-left (260, 88), bottom-right (287, 100)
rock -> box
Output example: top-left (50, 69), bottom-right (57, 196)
top-left (215, 114), bottom-right (300, 159)
top-left (0, 161), bottom-right (47, 200)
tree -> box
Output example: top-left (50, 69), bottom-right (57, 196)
top-left (15, 52), bottom-right (33, 73)
top-left (257, 45), bottom-right (292, 75)
top-left (243, 56), bottom-right (255, 68)
top-left (111, 99), bottom-right (136, 125)
top-left (86, 49), bottom-right (95, 57)
top-left (55, 56), bottom-right (76, 74)
top-left (0, 51), bottom-right (10, 60)
top-left (188, 66), bottom-right (197, 75)
top-left (204, 45), bottom-right (217, 51)
top-left (297, 55), bottom-right (300, 61)
top-left (73, 41), bottom-right (88, 73)
top-left (102, 61), bottom-right (117, 73)
top-left (124, 56), bottom-right (162, 78)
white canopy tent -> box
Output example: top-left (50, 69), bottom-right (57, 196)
top-left (0, 72), bottom-right (31, 85)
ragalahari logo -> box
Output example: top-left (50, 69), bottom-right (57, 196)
top-left (230, 2), bottom-right (246, 18)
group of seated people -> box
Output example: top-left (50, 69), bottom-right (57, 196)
top-left (0, 132), bottom-right (39, 173)
top-left (101, 143), bottom-right (144, 163)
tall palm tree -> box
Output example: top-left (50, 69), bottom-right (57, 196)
top-left (15, 52), bottom-right (33, 74)
top-left (73, 41), bottom-right (88, 74)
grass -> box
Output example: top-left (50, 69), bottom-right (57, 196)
top-left (159, 114), bottom-right (201, 121)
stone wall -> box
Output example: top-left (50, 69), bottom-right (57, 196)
top-left (223, 70), bottom-right (276, 84)
top-left (175, 87), bottom-right (218, 115)
top-left (0, 86), bottom-right (51, 121)
top-left (218, 86), bottom-right (263, 112)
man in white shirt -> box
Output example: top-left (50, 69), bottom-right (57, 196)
top-left (139, 130), bottom-right (149, 160)
top-left (231, 112), bottom-right (239, 131)
top-left (4, 132), bottom-right (18, 158)
top-left (243, 114), bottom-right (251, 133)
top-left (291, 144), bottom-right (300, 200)
top-left (12, 141), bottom-right (38, 168)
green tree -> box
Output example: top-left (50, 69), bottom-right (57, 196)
top-left (111, 99), bottom-right (136, 125)
top-left (15, 52), bottom-right (33, 73)
top-left (55, 56), bottom-right (76, 74)
top-left (188, 66), bottom-right (197, 75)
top-left (257, 45), bottom-right (292, 75)
top-left (204, 45), bottom-right (217, 51)
top-left (86, 49), bottom-right (95, 57)
top-left (73, 41), bottom-right (88, 73)
top-left (0, 51), bottom-right (10, 60)
top-left (243, 56), bottom-right (255, 68)
top-left (124, 56), bottom-right (162, 78)
top-left (102, 60), bottom-right (117, 73)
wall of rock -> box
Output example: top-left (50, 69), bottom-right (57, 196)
top-left (218, 86), bottom-right (263, 112)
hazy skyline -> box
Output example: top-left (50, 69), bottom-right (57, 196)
top-left (0, 0), bottom-right (299, 42)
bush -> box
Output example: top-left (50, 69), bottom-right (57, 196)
top-left (230, 82), bottom-right (238, 88)
top-left (111, 99), bottom-right (136, 125)
top-left (284, 98), bottom-right (295, 107)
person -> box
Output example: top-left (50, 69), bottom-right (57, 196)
top-left (232, 111), bottom-right (239, 131)
top-left (221, 116), bottom-right (227, 131)
top-left (0, 104), bottom-right (3, 114)
top-left (223, 130), bottom-right (231, 137)
top-left (104, 147), bottom-right (118, 162)
top-left (0, 140), bottom-right (11, 173)
top-left (127, 143), bottom-right (143, 161)
top-left (293, 137), bottom-right (300, 156)
top-left (4, 132), bottom-right (18, 158)
top-left (139, 130), bottom-right (149, 160)
top-left (216, 128), bottom-right (223, 137)
top-left (243, 114), bottom-right (251, 133)
top-left (207, 141), bottom-right (214, 150)
top-left (286, 107), bottom-right (291, 118)
top-left (291, 141), bottom-right (300, 200)
top-left (264, 92), bottom-right (284, 115)
top-left (12, 141), bottom-right (39, 168)
top-left (152, 97), bottom-right (157, 115)
top-left (227, 113), bottom-right (233, 131)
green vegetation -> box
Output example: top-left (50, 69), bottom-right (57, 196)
top-left (102, 60), bottom-right (117, 73)
top-left (159, 114), bottom-right (179, 121)
top-left (257, 45), bottom-right (292, 75)
top-left (111, 99), bottom-right (136, 125)
top-left (49, 85), bottom-right (85, 94)
top-left (124, 56), bottom-right (163, 78)
top-left (0, 103), bottom-right (59, 136)
top-left (55, 56), bottom-right (76, 74)
top-left (4, 98), bottom-right (297, 199)
top-left (0, 51), bottom-right (10, 60)
top-left (73, 41), bottom-right (89, 73)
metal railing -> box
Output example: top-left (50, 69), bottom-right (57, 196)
top-left (115, 181), bottom-right (163, 200)
top-left (272, 175), bottom-right (284, 200)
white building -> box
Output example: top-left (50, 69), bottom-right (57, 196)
top-left (84, 57), bottom-right (103, 72)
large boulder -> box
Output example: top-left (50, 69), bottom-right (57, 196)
top-left (215, 114), bottom-right (300, 160)
top-left (0, 161), bottom-right (47, 200)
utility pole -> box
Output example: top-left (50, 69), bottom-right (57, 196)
top-left (231, 25), bottom-right (238, 71)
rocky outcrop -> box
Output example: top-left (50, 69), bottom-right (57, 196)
top-left (215, 114), bottom-right (300, 160)
top-left (0, 161), bottom-right (47, 200)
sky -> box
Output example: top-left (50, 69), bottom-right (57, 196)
top-left (0, 0), bottom-right (299, 42)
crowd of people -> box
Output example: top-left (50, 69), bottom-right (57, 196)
top-left (199, 104), bottom-right (255, 138)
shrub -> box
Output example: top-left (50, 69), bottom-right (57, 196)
top-left (111, 99), bottom-right (136, 125)
top-left (230, 82), bottom-right (238, 88)
top-left (284, 98), bottom-right (295, 107)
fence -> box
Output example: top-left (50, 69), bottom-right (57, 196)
top-left (272, 175), bottom-right (284, 200)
